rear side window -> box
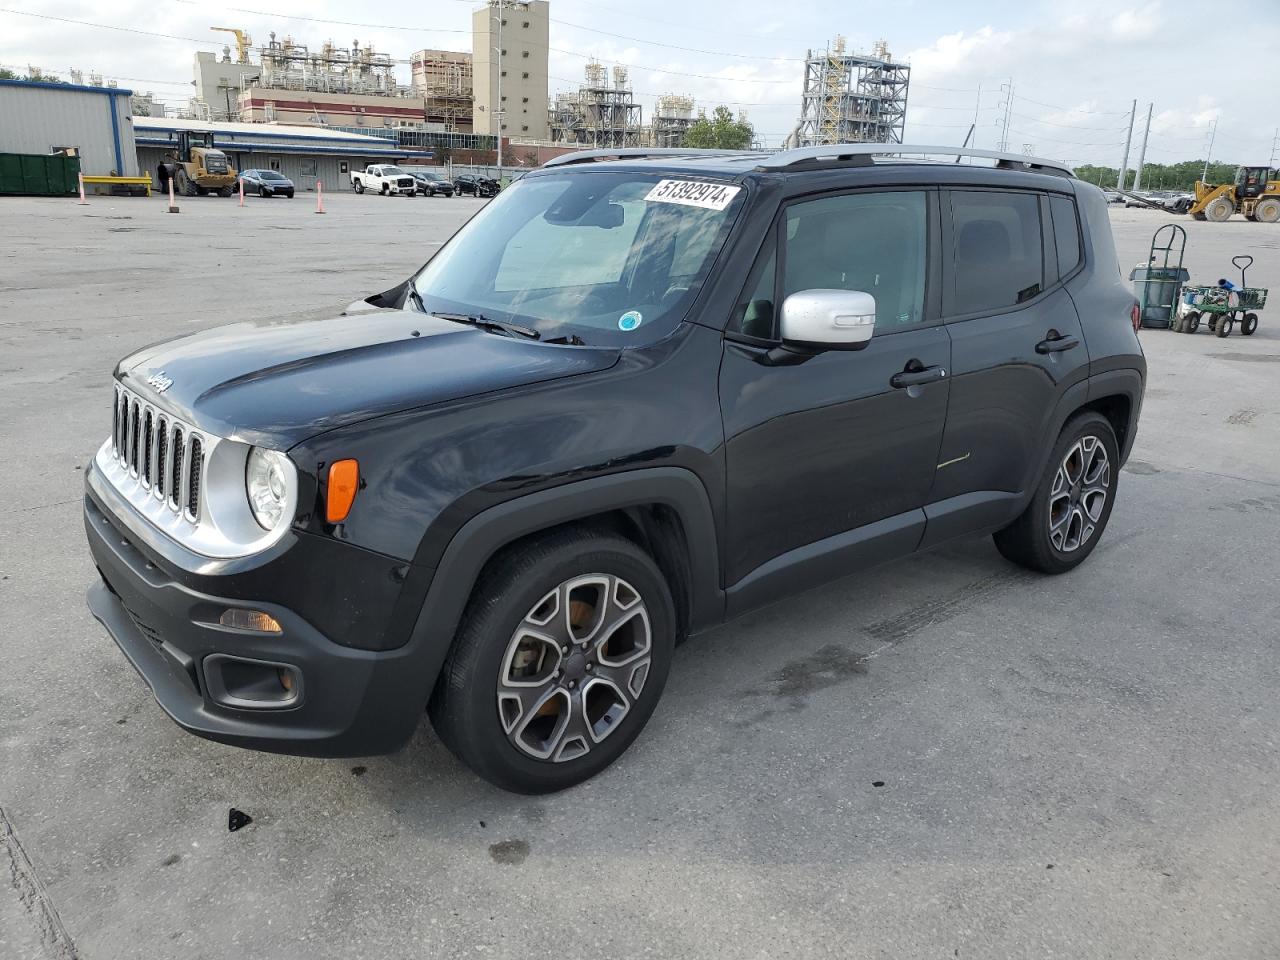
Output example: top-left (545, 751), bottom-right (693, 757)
top-left (1050, 195), bottom-right (1082, 278)
top-left (950, 191), bottom-right (1043, 314)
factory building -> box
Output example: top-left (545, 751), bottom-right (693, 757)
top-left (410, 48), bottom-right (475, 132)
top-left (550, 62), bottom-right (643, 147)
top-left (133, 116), bottom-right (408, 191)
top-left (473, 0), bottom-right (550, 141)
top-left (0, 79), bottom-right (139, 178)
top-left (192, 49), bottom-right (262, 121)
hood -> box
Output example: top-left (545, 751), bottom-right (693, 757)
top-left (116, 310), bottom-right (620, 449)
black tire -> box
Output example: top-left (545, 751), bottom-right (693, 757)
top-left (429, 527), bottom-right (676, 793)
top-left (1215, 316), bottom-right (1232, 338)
top-left (260, 186), bottom-right (269, 199)
top-left (993, 411), bottom-right (1119, 575)
top-left (286, 190), bottom-right (294, 199)
top-left (217, 186), bottom-right (233, 198)
top-left (1241, 313), bottom-right (1258, 336)
top-left (1186, 312), bottom-right (1201, 334)
top-left (353, 180), bottom-right (365, 194)
top-left (381, 183), bottom-right (388, 195)
top-left (1171, 313), bottom-right (1186, 334)
top-left (175, 169), bottom-right (197, 198)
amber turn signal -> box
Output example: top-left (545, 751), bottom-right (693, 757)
top-left (218, 608), bottom-right (283, 633)
top-left (326, 459), bottom-right (360, 523)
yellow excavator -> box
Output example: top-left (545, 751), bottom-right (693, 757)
top-left (157, 131), bottom-right (238, 198)
top-left (1188, 165), bottom-right (1280, 222)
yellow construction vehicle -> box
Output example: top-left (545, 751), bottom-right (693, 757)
top-left (156, 131), bottom-right (238, 198)
top-left (1188, 165), bottom-right (1280, 222)
top-left (211, 27), bottom-right (253, 64)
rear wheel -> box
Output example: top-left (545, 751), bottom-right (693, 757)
top-left (1254, 198), bottom-right (1280, 223)
top-left (1205, 197), bottom-right (1235, 222)
top-left (1241, 312), bottom-right (1258, 336)
top-left (993, 412), bottom-right (1118, 574)
top-left (429, 528), bottom-right (675, 793)
top-left (353, 180), bottom-right (364, 194)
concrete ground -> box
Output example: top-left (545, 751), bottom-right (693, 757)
top-left (1, 192), bottom-right (1277, 960)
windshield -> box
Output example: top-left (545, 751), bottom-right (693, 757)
top-left (260, 171), bottom-right (287, 181)
top-left (383, 166), bottom-right (407, 176)
top-left (411, 171), bottom-right (745, 346)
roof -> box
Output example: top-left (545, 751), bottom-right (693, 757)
top-left (133, 116), bottom-right (398, 145)
top-left (0, 78), bottom-right (133, 97)
top-left (539, 144), bottom-right (1075, 181)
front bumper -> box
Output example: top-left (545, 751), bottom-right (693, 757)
top-left (84, 485), bottom-right (432, 757)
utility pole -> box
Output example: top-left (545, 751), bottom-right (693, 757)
top-left (996, 79), bottom-right (1013, 152)
top-left (492, 0), bottom-right (504, 182)
top-left (1202, 118), bottom-right (1217, 182)
top-left (971, 81), bottom-right (982, 149)
top-left (1269, 127), bottom-right (1278, 168)
top-left (1116, 98), bottom-right (1136, 191)
top-left (1132, 102), bottom-right (1153, 191)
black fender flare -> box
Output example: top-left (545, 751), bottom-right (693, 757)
top-left (398, 467), bottom-right (724, 691)
top-left (1021, 367), bottom-right (1144, 500)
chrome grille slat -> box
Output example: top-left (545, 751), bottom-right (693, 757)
top-left (111, 384), bottom-right (204, 527)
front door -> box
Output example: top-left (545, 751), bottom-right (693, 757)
top-left (718, 188), bottom-right (950, 608)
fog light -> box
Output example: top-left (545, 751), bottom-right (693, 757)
top-left (277, 668), bottom-right (295, 692)
top-left (218, 608), bottom-right (283, 633)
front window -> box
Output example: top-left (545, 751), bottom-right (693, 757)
top-left (412, 171), bottom-right (746, 346)
top-left (260, 171), bottom-right (288, 181)
top-left (382, 166), bottom-right (407, 177)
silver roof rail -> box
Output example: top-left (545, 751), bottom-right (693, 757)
top-left (542, 147), bottom-right (759, 168)
top-left (755, 143), bottom-right (1075, 178)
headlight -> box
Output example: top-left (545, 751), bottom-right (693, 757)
top-left (246, 447), bottom-right (292, 531)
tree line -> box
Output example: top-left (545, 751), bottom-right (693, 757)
top-left (1072, 160), bottom-right (1253, 192)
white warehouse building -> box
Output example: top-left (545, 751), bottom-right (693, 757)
top-left (132, 117), bottom-right (411, 191)
top-left (0, 79), bottom-right (139, 177)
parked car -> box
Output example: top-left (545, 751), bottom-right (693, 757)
top-left (350, 164), bottom-right (417, 196)
top-left (84, 144), bottom-right (1144, 794)
top-left (454, 173), bottom-right (500, 197)
top-left (238, 169), bottom-right (295, 199)
top-left (410, 170), bottom-right (456, 197)
top-left (1102, 190), bottom-right (1124, 204)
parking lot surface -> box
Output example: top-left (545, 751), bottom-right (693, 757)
top-left (1, 193), bottom-right (1278, 959)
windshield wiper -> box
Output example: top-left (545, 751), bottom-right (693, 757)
top-left (428, 311), bottom-right (541, 340)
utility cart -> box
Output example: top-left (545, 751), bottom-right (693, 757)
top-left (1128, 224), bottom-right (1189, 329)
top-left (1174, 255), bottom-right (1267, 337)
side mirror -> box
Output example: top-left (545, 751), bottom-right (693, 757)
top-left (779, 289), bottom-right (876, 351)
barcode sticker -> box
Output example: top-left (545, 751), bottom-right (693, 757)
top-left (644, 179), bottom-right (741, 210)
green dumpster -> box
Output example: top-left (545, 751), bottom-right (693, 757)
top-left (0, 153), bottom-right (82, 196)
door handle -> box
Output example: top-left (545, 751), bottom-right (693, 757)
top-left (1036, 331), bottom-right (1080, 354)
top-left (890, 362), bottom-right (947, 389)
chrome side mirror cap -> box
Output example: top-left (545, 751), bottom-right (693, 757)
top-left (779, 289), bottom-right (876, 351)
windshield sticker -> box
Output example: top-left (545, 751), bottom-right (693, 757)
top-left (618, 310), bottom-right (643, 331)
top-left (644, 180), bottom-right (741, 211)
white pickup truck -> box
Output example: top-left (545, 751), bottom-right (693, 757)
top-left (350, 164), bottom-right (418, 196)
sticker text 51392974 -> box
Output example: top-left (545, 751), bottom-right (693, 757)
top-left (644, 180), bottom-right (741, 211)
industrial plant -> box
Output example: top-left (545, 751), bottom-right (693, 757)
top-left (791, 37), bottom-right (911, 147)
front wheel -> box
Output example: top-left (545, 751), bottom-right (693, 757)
top-left (993, 412), bottom-right (1119, 574)
top-left (429, 528), bottom-right (675, 793)
top-left (1215, 316), bottom-right (1232, 338)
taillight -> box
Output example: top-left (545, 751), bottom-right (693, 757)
top-left (1131, 302), bottom-right (1141, 332)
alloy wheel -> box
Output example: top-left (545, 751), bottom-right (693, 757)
top-left (497, 574), bottom-right (652, 763)
top-left (1048, 435), bottom-right (1110, 553)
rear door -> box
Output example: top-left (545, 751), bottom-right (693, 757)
top-left (924, 187), bottom-right (1090, 544)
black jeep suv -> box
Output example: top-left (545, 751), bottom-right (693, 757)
top-left (85, 145), bottom-right (1143, 793)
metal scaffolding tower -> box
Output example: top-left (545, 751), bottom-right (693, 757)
top-left (550, 62), bottom-right (644, 147)
top-left (794, 37), bottom-right (910, 146)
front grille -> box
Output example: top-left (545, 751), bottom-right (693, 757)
top-left (110, 384), bottom-right (206, 523)
top-left (398, 178), bottom-right (414, 188)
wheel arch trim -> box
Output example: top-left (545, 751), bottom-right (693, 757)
top-left (402, 467), bottom-right (724, 691)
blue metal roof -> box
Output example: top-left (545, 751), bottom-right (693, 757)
top-left (134, 136), bottom-right (409, 159)
top-left (0, 78), bottom-right (134, 96)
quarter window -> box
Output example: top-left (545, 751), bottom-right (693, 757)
top-left (782, 191), bottom-right (928, 331)
top-left (1049, 195), bottom-right (1082, 278)
top-left (951, 190), bottom-right (1043, 314)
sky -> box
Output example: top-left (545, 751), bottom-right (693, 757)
top-left (3, 0), bottom-right (1278, 168)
